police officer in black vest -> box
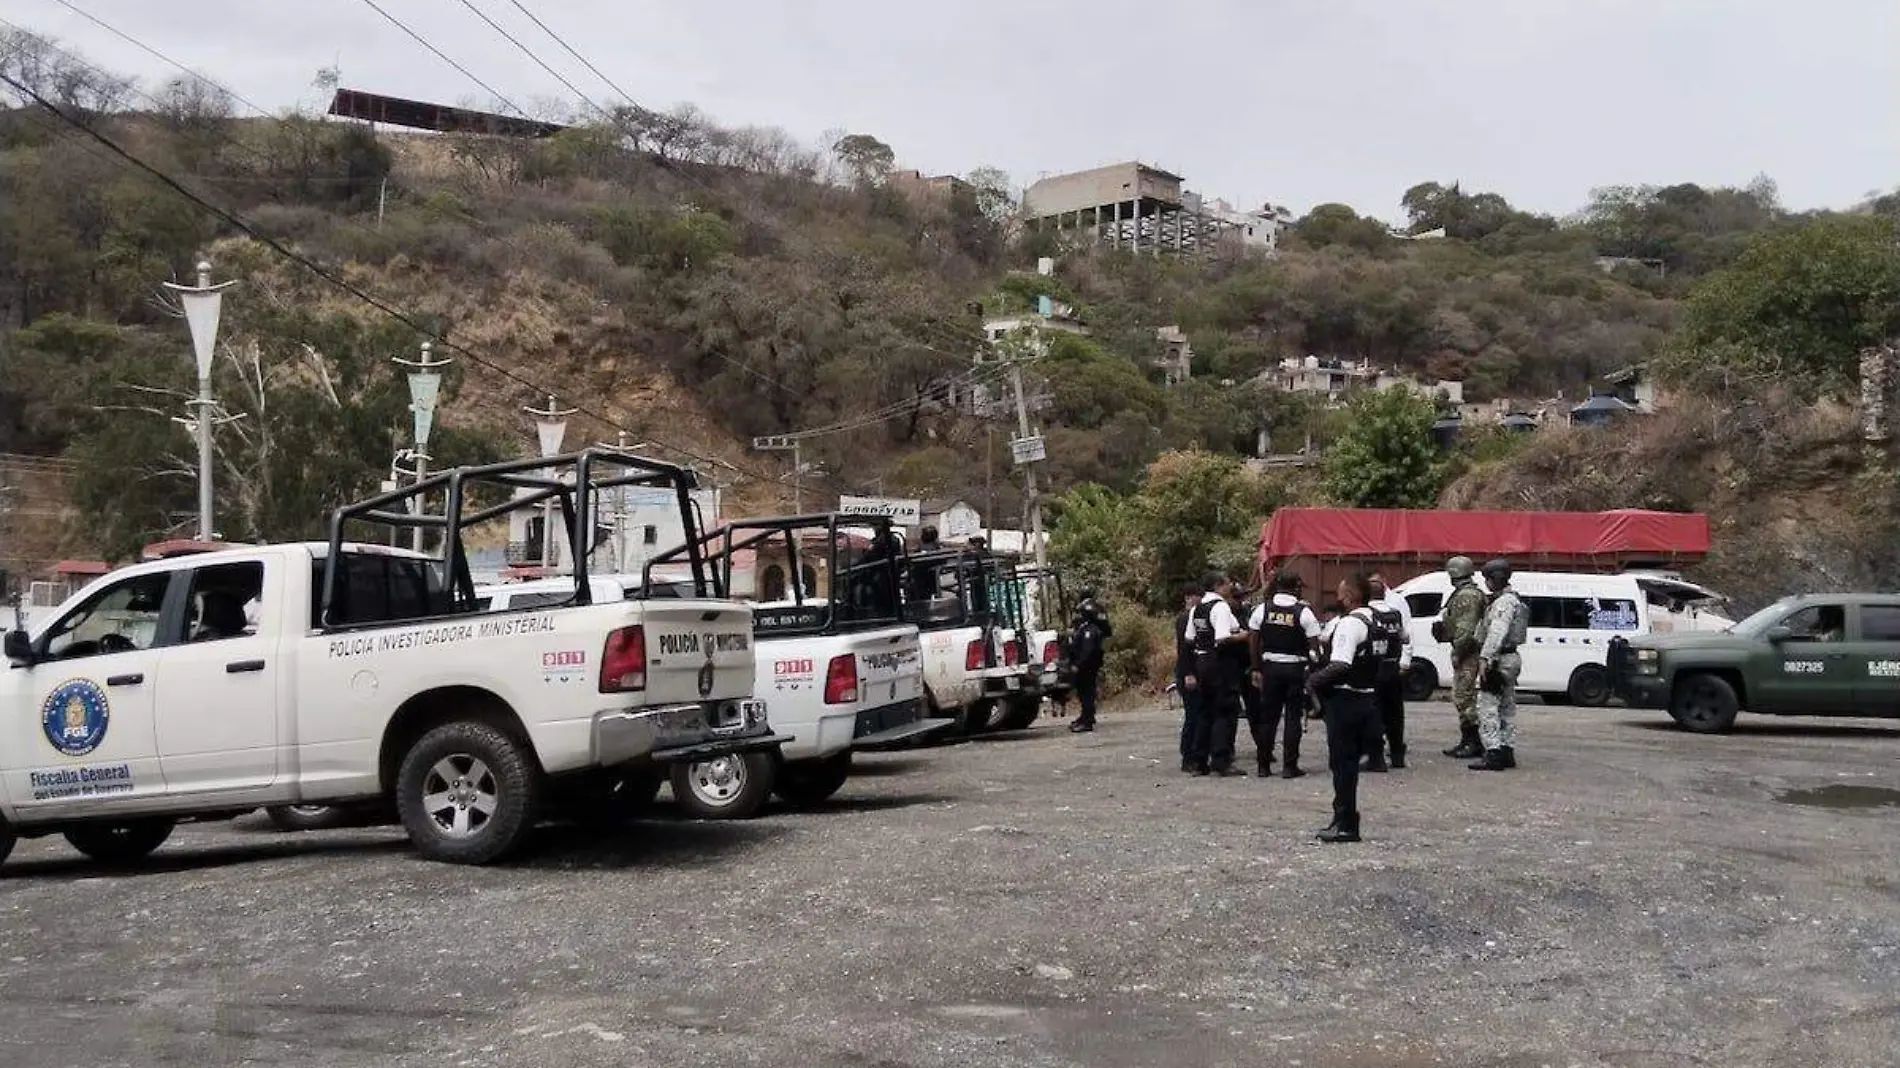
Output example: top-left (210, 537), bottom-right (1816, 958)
top-left (1304, 573), bottom-right (1397, 843)
top-left (1183, 571), bottom-right (1247, 776)
top-left (1247, 569), bottom-right (1321, 778)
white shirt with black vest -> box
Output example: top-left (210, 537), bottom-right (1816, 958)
top-left (1327, 609), bottom-right (1377, 694)
top-left (1369, 592), bottom-right (1414, 670)
top-left (1184, 591), bottom-right (1241, 643)
top-left (1249, 594), bottom-right (1322, 664)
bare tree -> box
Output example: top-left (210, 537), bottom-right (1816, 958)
top-left (0, 28), bottom-right (136, 124)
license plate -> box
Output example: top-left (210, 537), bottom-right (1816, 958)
top-left (740, 699), bottom-right (767, 726)
top-left (1006, 678), bottom-right (1020, 690)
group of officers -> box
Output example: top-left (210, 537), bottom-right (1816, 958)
top-left (1171, 556), bottom-right (1530, 843)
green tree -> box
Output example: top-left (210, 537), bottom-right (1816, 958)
top-left (1667, 214), bottom-right (1900, 394)
top-left (1047, 483), bottom-right (1140, 602)
top-left (831, 133), bottom-right (895, 188)
top-left (1293, 203), bottom-right (1392, 253)
top-left (964, 165), bottom-right (1016, 223)
top-left (1323, 387), bottom-right (1444, 508)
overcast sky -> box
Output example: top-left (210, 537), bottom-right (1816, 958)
top-left (19, 0), bottom-right (1899, 219)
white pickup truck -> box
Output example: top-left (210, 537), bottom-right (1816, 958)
top-left (644, 515), bottom-right (947, 819)
top-left (0, 449), bottom-right (781, 867)
top-left (903, 548), bottom-right (1011, 734)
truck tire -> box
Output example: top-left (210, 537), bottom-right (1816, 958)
top-left (995, 696), bottom-right (1041, 731)
top-left (0, 821), bottom-right (16, 868)
top-left (670, 751), bottom-right (776, 820)
top-left (264, 804), bottom-right (352, 832)
top-left (395, 721), bottom-right (542, 864)
top-left (564, 771), bottom-right (663, 827)
top-left (774, 752), bottom-right (851, 809)
top-left (1402, 661), bottom-right (1438, 703)
top-left (957, 699), bottom-right (997, 736)
top-left (1669, 673), bottom-right (1741, 734)
top-left (63, 819), bottom-right (175, 865)
top-left (1566, 664), bottom-right (1612, 707)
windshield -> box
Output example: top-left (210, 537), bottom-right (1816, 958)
top-left (1727, 599), bottom-right (1794, 638)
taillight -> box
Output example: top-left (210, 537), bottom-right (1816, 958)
top-left (599, 625), bottom-right (647, 692)
top-left (823, 653), bottom-right (859, 704)
top-left (1042, 640), bottom-right (1060, 664)
top-left (965, 638), bottom-right (985, 671)
top-left (1004, 640), bottom-right (1022, 667)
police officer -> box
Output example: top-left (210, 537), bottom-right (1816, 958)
top-left (1183, 571), bottom-right (1247, 776)
top-left (1365, 573), bottom-right (1413, 771)
top-left (1173, 584), bottom-right (1202, 770)
top-left (1438, 556), bottom-right (1488, 758)
top-left (1470, 558), bottom-right (1529, 771)
top-left (1303, 573), bottom-right (1392, 842)
top-left (1067, 588), bottom-right (1111, 734)
top-left (1247, 569), bottom-right (1320, 778)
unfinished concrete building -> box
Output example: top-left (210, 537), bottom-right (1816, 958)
top-left (1022, 161), bottom-right (1272, 257)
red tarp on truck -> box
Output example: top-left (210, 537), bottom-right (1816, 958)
top-left (1256, 508), bottom-right (1711, 592)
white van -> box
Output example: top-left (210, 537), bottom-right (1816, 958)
top-left (1395, 570), bottom-right (1734, 706)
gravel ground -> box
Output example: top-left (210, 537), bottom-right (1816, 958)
top-left (2, 698), bottom-right (1897, 1068)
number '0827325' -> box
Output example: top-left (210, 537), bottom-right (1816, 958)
top-left (1782, 660), bottom-right (1824, 674)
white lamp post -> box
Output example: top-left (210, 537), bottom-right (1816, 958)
top-left (162, 260), bottom-right (238, 541)
top-left (523, 394), bottom-right (578, 572)
top-left (394, 339), bottom-right (451, 552)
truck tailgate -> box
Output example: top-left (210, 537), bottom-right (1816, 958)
top-left (639, 601), bottom-right (756, 704)
top-left (849, 626), bottom-right (924, 707)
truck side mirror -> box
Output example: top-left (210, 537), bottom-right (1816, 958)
top-left (4, 628), bottom-right (35, 665)
top-left (1764, 625), bottom-right (1793, 644)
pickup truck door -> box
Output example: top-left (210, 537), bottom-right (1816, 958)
top-left (151, 555), bottom-right (283, 797)
top-left (1749, 602), bottom-right (1859, 714)
top-left (1849, 604), bottom-right (1900, 716)
top-left (2, 569), bottom-right (175, 815)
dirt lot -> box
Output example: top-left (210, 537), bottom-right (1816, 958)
top-left (2, 699), bottom-right (1897, 1068)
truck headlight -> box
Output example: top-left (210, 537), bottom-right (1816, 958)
top-left (1633, 648), bottom-right (1660, 675)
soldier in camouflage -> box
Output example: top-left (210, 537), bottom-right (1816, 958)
top-left (1439, 556), bottom-right (1489, 759)
top-left (1470, 558), bottom-right (1529, 772)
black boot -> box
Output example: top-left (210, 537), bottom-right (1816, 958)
top-left (1500, 746), bottom-right (1516, 769)
top-left (1317, 813), bottom-right (1361, 843)
top-left (1390, 746), bottom-right (1406, 770)
top-left (1364, 753), bottom-right (1389, 773)
top-left (1445, 724), bottom-right (1482, 758)
top-left (1468, 748), bottom-right (1509, 771)
top-left (1281, 765), bottom-right (1307, 779)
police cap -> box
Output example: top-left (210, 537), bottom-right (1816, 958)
top-left (1446, 556), bottom-right (1475, 581)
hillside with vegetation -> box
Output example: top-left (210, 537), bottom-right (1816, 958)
top-left (2, 28), bottom-right (1896, 631)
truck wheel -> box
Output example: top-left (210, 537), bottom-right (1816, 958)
top-left (1669, 674), bottom-right (1741, 734)
top-left (396, 721), bottom-right (542, 864)
top-left (1402, 661), bottom-right (1438, 703)
top-left (63, 819), bottom-right (175, 865)
top-left (1566, 664), bottom-right (1612, 707)
top-left (958, 699), bottom-right (997, 736)
top-left (0, 821), bottom-right (16, 868)
top-left (265, 804), bottom-right (352, 832)
top-left (670, 751), bottom-right (775, 820)
top-left (996, 696), bottom-right (1041, 731)
top-left (565, 771), bottom-right (663, 827)
top-left (775, 752), bottom-right (851, 809)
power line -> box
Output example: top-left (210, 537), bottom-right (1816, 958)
top-left (0, 69), bottom-right (786, 491)
top-left (44, 0), bottom-right (273, 116)
top-left (503, 0), bottom-right (642, 109)
top-left (354, 0), bottom-right (530, 119)
top-left (450, 0), bottom-right (605, 119)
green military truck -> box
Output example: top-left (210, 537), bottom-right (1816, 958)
top-left (1609, 593), bottom-right (1900, 733)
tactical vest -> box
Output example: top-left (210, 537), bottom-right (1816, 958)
top-left (1256, 598), bottom-right (1310, 659)
top-left (1342, 607), bottom-right (1400, 689)
top-left (1189, 598), bottom-right (1218, 657)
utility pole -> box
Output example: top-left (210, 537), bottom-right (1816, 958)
top-left (594, 429), bottom-right (653, 573)
top-left (394, 339), bottom-right (450, 553)
top-left (1006, 357), bottom-right (1049, 574)
top-left (751, 435), bottom-right (803, 513)
top-left (162, 260), bottom-right (238, 542)
top-left (524, 394), bottom-right (577, 573)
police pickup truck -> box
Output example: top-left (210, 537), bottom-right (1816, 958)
top-left (0, 450), bottom-right (780, 867)
top-left (1609, 592), bottom-right (1900, 733)
top-left (643, 514), bottom-right (944, 819)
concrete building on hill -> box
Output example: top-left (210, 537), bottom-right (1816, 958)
top-left (1022, 161), bottom-right (1282, 258)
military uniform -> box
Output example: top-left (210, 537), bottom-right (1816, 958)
top-left (1440, 562), bottom-right (1489, 758)
top-left (1471, 567), bottom-right (1529, 770)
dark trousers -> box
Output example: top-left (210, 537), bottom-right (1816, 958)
top-left (1188, 680), bottom-right (1240, 771)
top-left (1074, 665), bottom-right (1101, 726)
top-left (1251, 661), bottom-right (1307, 769)
top-left (1176, 674), bottom-right (1201, 761)
top-left (1375, 676), bottom-right (1405, 759)
top-left (1323, 689), bottom-right (1381, 829)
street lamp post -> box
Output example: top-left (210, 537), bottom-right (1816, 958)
top-left (523, 394), bottom-right (578, 573)
top-left (595, 430), bottom-right (654, 573)
top-left (162, 261), bottom-right (238, 542)
top-left (394, 339), bottom-right (451, 553)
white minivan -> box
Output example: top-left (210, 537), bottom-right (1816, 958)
top-left (1395, 570), bottom-right (1734, 706)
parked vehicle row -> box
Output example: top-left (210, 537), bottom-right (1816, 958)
top-left (2, 453), bottom-right (1078, 869)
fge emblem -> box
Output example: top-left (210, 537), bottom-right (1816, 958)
top-left (41, 678), bottom-right (111, 756)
